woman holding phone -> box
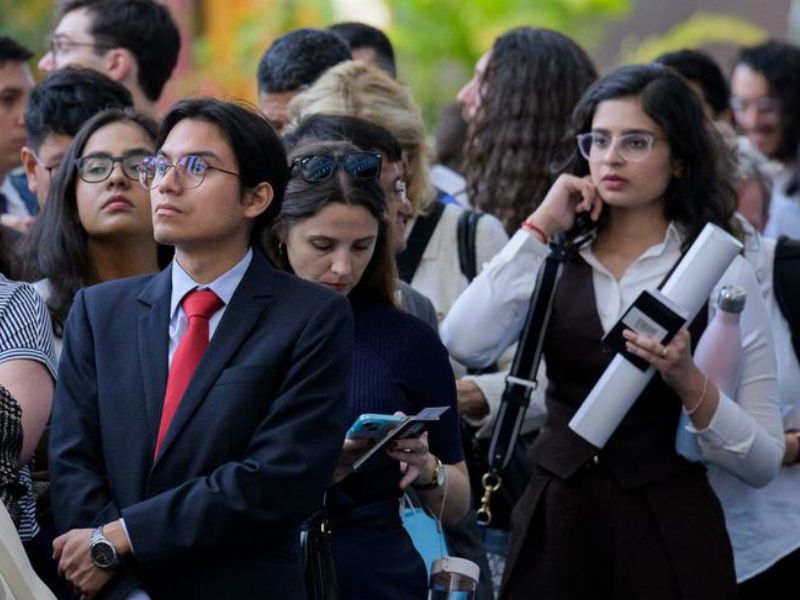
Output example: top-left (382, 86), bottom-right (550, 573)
top-left (442, 64), bottom-right (783, 599)
top-left (270, 140), bottom-right (469, 599)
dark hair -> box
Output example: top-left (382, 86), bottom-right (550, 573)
top-left (655, 49), bottom-right (730, 117)
top-left (0, 36), bottom-right (33, 65)
top-left (257, 29), bottom-right (352, 94)
top-left (328, 22), bottom-right (396, 78)
top-left (736, 40), bottom-right (800, 162)
top-left (567, 63), bottom-right (738, 248)
top-left (272, 140), bottom-right (396, 306)
top-left (56, 0), bottom-right (181, 101)
top-left (25, 67), bottom-right (133, 152)
top-left (435, 102), bottom-right (467, 171)
top-left (158, 98), bottom-right (289, 245)
top-left (283, 114), bottom-right (402, 162)
top-left (462, 28), bottom-right (597, 233)
top-left (21, 108), bottom-right (161, 331)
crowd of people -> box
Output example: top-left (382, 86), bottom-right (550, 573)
top-left (1, 1), bottom-right (799, 599)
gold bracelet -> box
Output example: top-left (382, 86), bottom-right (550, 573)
top-left (684, 374), bottom-right (709, 416)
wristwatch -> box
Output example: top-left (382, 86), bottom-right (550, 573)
top-left (90, 526), bottom-right (119, 570)
top-left (413, 456), bottom-right (445, 491)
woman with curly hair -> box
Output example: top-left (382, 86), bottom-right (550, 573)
top-left (458, 28), bottom-right (597, 233)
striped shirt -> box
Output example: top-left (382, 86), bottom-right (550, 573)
top-left (0, 275), bottom-right (57, 541)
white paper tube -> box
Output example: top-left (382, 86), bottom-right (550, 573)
top-left (568, 223), bottom-right (743, 448)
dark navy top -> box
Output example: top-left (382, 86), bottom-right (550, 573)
top-left (332, 299), bottom-right (462, 511)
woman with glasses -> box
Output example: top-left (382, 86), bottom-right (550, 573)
top-left (270, 140), bottom-right (470, 600)
top-left (443, 64), bottom-right (783, 599)
top-left (22, 108), bottom-right (168, 352)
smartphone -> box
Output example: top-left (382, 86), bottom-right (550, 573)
top-left (351, 406), bottom-right (450, 472)
top-left (346, 413), bottom-right (405, 440)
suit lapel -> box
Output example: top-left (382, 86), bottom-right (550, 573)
top-left (152, 252), bottom-right (275, 465)
top-left (137, 266), bottom-right (173, 451)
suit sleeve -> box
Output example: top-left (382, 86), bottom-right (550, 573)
top-left (120, 293), bottom-right (353, 569)
top-left (49, 289), bottom-right (144, 599)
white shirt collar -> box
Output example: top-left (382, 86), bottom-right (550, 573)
top-left (169, 248), bottom-right (253, 319)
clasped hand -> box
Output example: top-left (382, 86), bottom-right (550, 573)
top-left (53, 528), bottom-right (113, 599)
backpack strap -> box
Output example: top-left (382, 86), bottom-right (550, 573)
top-left (457, 209), bottom-right (485, 283)
top-left (774, 236), bottom-right (800, 361)
top-left (397, 201), bottom-right (446, 283)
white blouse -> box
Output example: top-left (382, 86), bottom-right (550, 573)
top-left (442, 224), bottom-right (784, 488)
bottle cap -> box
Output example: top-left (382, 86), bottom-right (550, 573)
top-left (431, 556), bottom-right (480, 583)
top-left (717, 286), bottom-right (746, 313)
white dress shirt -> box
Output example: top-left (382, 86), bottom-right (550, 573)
top-left (442, 224), bottom-right (783, 487)
top-left (709, 234), bottom-right (800, 581)
top-left (763, 167), bottom-right (800, 240)
top-left (168, 249), bottom-right (252, 364)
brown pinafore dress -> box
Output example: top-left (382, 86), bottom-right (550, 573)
top-left (500, 255), bottom-right (736, 600)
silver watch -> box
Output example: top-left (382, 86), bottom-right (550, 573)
top-left (90, 526), bottom-right (119, 570)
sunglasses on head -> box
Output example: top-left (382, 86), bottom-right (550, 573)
top-left (290, 152), bottom-right (382, 183)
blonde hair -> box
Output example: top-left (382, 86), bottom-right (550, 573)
top-left (286, 60), bottom-right (436, 214)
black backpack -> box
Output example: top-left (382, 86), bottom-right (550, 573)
top-left (773, 236), bottom-right (800, 362)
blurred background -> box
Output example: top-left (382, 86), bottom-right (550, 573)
top-left (1, 0), bottom-right (796, 126)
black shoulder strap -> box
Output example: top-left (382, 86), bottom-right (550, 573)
top-left (457, 209), bottom-right (485, 283)
top-left (774, 236), bottom-right (800, 361)
top-left (397, 201), bottom-right (446, 283)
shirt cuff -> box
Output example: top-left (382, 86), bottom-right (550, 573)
top-left (687, 391), bottom-right (755, 456)
top-left (119, 518), bottom-right (135, 554)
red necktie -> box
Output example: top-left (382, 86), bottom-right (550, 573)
top-left (154, 289), bottom-right (223, 457)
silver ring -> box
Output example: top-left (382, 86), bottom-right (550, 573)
top-left (660, 347), bottom-right (667, 358)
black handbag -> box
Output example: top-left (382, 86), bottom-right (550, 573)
top-left (300, 495), bottom-right (338, 600)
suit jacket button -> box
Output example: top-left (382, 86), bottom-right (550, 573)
top-left (592, 455), bottom-right (600, 465)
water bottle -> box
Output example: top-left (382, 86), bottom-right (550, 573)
top-left (676, 286), bottom-right (746, 461)
top-left (428, 557), bottom-right (480, 600)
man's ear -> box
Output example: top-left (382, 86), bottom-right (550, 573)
top-left (103, 48), bottom-right (134, 84)
top-left (243, 182), bottom-right (275, 219)
top-left (20, 147), bottom-right (39, 195)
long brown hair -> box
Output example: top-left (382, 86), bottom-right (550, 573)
top-left (269, 141), bottom-right (396, 306)
top-left (462, 28), bottom-right (597, 233)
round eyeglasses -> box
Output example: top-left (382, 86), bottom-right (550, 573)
top-left (290, 152), bottom-right (382, 183)
top-left (138, 155), bottom-right (240, 190)
top-left (75, 153), bottom-right (150, 183)
top-left (576, 132), bottom-right (659, 163)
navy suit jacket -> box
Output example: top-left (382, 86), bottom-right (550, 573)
top-left (50, 251), bottom-right (353, 599)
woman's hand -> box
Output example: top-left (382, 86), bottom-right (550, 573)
top-left (330, 438), bottom-right (373, 485)
top-left (623, 328), bottom-right (717, 424)
top-left (525, 174), bottom-right (602, 238)
top-left (387, 432), bottom-right (434, 490)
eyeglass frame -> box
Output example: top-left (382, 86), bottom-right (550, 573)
top-left (290, 152), bottom-right (383, 183)
top-left (137, 154), bottom-right (241, 190)
top-left (729, 96), bottom-right (782, 119)
top-left (48, 35), bottom-right (113, 62)
top-left (31, 152), bottom-right (62, 180)
top-left (575, 131), bottom-right (662, 163)
top-left (75, 152), bottom-right (151, 184)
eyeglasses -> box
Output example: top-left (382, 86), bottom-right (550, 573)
top-left (138, 155), bottom-right (240, 190)
top-left (290, 152), bottom-right (382, 183)
top-left (576, 132), bottom-right (659, 163)
top-left (75, 153), bottom-right (150, 183)
top-left (49, 35), bottom-right (110, 57)
top-left (33, 153), bottom-right (61, 179)
top-left (729, 96), bottom-right (781, 120)
top-left (388, 179), bottom-right (407, 197)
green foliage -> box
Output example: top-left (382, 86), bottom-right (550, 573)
top-left (385, 0), bottom-right (632, 126)
top-left (0, 0), bottom-right (53, 58)
top-left (619, 12), bottom-right (769, 64)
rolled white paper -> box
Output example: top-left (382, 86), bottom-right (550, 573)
top-left (568, 223), bottom-right (743, 448)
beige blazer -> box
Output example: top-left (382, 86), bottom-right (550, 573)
top-left (0, 503), bottom-right (55, 600)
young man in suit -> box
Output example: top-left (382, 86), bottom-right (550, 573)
top-left (49, 99), bottom-right (353, 599)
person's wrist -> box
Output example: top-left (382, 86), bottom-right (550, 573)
top-left (523, 213), bottom-right (556, 242)
top-left (785, 431), bottom-right (800, 465)
top-left (413, 455), bottom-right (443, 491)
top-left (103, 520), bottom-right (132, 557)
